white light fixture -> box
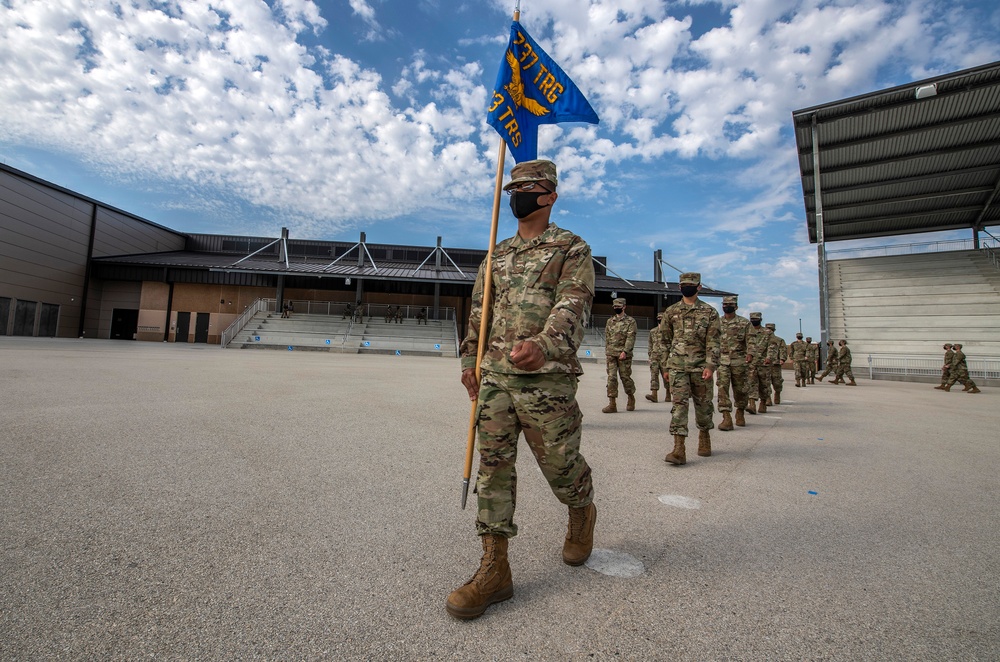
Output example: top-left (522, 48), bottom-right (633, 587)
top-left (915, 83), bottom-right (937, 99)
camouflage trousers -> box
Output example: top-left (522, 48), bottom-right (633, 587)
top-left (716, 362), bottom-right (748, 412)
top-left (668, 369), bottom-right (714, 436)
top-left (606, 354), bottom-right (636, 397)
top-left (807, 362), bottom-right (816, 380)
top-left (945, 366), bottom-right (976, 389)
top-left (769, 364), bottom-right (784, 392)
top-left (818, 362), bottom-right (837, 380)
top-left (474, 371), bottom-right (594, 539)
top-left (649, 359), bottom-right (669, 392)
top-left (794, 360), bottom-right (810, 382)
top-left (834, 362), bottom-right (854, 381)
top-left (747, 363), bottom-right (770, 401)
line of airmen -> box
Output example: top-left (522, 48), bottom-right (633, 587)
top-left (603, 291), bottom-right (858, 462)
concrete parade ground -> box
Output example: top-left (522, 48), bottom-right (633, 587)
top-left (0, 337), bottom-right (997, 661)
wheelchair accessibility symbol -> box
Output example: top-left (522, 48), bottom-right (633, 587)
top-left (585, 350), bottom-right (592, 356)
top-left (363, 341), bottom-right (371, 347)
top-left (255, 336), bottom-right (260, 342)
top-left (287, 346), bottom-right (294, 351)
top-left (325, 339), bottom-right (331, 345)
top-left (395, 350), bottom-right (401, 356)
top-left (434, 344), bottom-right (441, 350)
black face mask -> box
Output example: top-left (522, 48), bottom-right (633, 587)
top-left (613, 308), bottom-right (623, 315)
top-left (509, 191), bottom-right (547, 219)
top-left (680, 285), bottom-right (698, 298)
top-left (722, 305), bottom-right (736, 314)
top-left (751, 320), bottom-right (761, 327)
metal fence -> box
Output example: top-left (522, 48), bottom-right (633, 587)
top-left (866, 354), bottom-right (1000, 381)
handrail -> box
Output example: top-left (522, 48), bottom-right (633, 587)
top-left (221, 298), bottom-right (269, 348)
top-left (827, 239), bottom-right (974, 260)
top-left (453, 318), bottom-right (461, 358)
top-left (866, 353), bottom-right (1000, 380)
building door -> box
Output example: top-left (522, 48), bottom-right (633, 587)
top-left (39, 303), bottom-right (60, 337)
top-left (175, 312), bottom-right (190, 342)
top-left (0, 297), bottom-right (10, 335)
top-left (13, 300), bottom-right (36, 336)
top-left (194, 312), bottom-right (210, 343)
top-left (110, 308), bottom-right (139, 340)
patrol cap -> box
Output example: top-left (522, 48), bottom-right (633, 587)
top-left (679, 272), bottom-right (701, 285)
top-left (796, 333), bottom-right (803, 339)
top-left (612, 298), bottom-right (626, 306)
top-left (503, 159), bottom-right (558, 190)
top-left (765, 323), bottom-right (776, 330)
top-left (943, 343), bottom-right (952, 349)
top-left (953, 342), bottom-right (962, 349)
top-left (806, 336), bottom-right (812, 342)
top-left (722, 295), bottom-right (737, 305)
top-left (749, 312), bottom-right (762, 320)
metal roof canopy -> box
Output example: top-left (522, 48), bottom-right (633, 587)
top-left (792, 60), bottom-right (1000, 244)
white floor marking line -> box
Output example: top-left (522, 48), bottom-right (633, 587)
top-left (585, 548), bottom-right (645, 577)
top-left (658, 494), bottom-right (702, 509)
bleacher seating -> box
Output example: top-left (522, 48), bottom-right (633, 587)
top-left (827, 249), bottom-right (1000, 359)
top-left (234, 312), bottom-right (457, 357)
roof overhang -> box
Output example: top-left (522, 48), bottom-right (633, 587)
top-left (792, 60), bottom-right (1000, 244)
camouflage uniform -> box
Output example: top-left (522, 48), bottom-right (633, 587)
top-left (939, 344), bottom-right (954, 386)
top-left (819, 342), bottom-right (839, 381)
top-left (746, 313), bottom-right (770, 411)
top-left (765, 323), bottom-right (786, 402)
top-left (459, 223), bottom-right (595, 538)
top-left (646, 318), bottom-right (669, 399)
top-left (834, 341), bottom-right (855, 384)
top-left (790, 336), bottom-right (809, 387)
top-left (717, 297), bottom-right (750, 415)
top-left (805, 338), bottom-right (818, 384)
top-left (943, 344), bottom-right (979, 392)
top-left (604, 300), bottom-right (637, 399)
top-left (659, 276), bottom-right (721, 436)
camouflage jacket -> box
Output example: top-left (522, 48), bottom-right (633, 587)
top-left (746, 326), bottom-right (768, 365)
top-left (943, 348), bottom-right (955, 368)
top-left (648, 326), bottom-right (667, 363)
top-left (659, 298), bottom-right (721, 371)
top-left (838, 346), bottom-right (852, 366)
top-left (775, 336), bottom-right (788, 363)
top-left (826, 346), bottom-right (840, 367)
top-left (605, 314), bottom-right (637, 355)
top-left (789, 340), bottom-right (808, 361)
top-left (718, 315), bottom-right (750, 366)
top-left (460, 224), bottom-right (595, 375)
top-left (765, 332), bottom-right (781, 364)
top-left (807, 343), bottom-right (818, 362)
top-left (949, 349), bottom-right (967, 369)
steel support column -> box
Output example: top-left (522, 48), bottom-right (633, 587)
top-left (812, 115), bottom-right (831, 361)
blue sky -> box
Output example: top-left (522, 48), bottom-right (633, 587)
top-left (2, 0), bottom-right (999, 338)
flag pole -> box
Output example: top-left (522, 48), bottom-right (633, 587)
top-left (462, 4), bottom-right (520, 510)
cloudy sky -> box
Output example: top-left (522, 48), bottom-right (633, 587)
top-left (2, 0), bottom-right (998, 338)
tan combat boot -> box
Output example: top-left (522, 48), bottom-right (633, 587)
top-left (697, 430), bottom-right (712, 457)
top-left (847, 379), bottom-right (857, 386)
top-left (718, 411), bottom-right (734, 431)
top-left (445, 535), bottom-right (514, 620)
top-left (968, 385), bottom-right (981, 393)
top-left (735, 409), bottom-right (746, 427)
top-left (794, 378), bottom-right (801, 387)
top-left (962, 383), bottom-right (972, 392)
top-left (746, 399), bottom-right (757, 415)
top-left (758, 401), bottom-right (768, 413)
top-left (942, 384), bottom-right (951, 392)
top-left (773, 391), bottom-right (781, 404)
top-left (645, 390), bottom-right (658, 403)
top-left (602, 397), bottom-right (617, 413)
top-left (626, 393), bottom-right (636, 411)
top-left (563, 502), bottom-right (597, 566)
top-left (934, 384), bottom-right (946, 390)
top-left (665, 435), bottom-right (686, 465)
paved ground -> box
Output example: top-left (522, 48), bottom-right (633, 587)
top-left (1, 338), bottom-right (997, 661)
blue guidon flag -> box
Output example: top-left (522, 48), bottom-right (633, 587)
top-left (487, 21), bottom-right (599, 163)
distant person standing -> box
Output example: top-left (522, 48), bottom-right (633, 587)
top-left (660, 273), bottom-right (720, 464)
top-left (645, 314), bottom-right (668, 403)
top-left (833, 340), bottom-right (857, 385)
top-left (936, 343), bottom-right (954, 388)
top-left (818, 340), bottom-right (839, 382)
top-left (805, 337), bottom-right (817, 384)
top-left (941, 343), bottom-right (980, 393)
top-left (745, 312), bottom-right (769, 414)
top-left (716, 295), bottom-right (750, 430)
top-left (764, 323), bottom-right (786, 404)
top-left (416, 307), bottom-right (428, 325)
top-left (603, 298), bottom-right (637, 413)
top-left (790, 333), bottom-right (809, 387)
